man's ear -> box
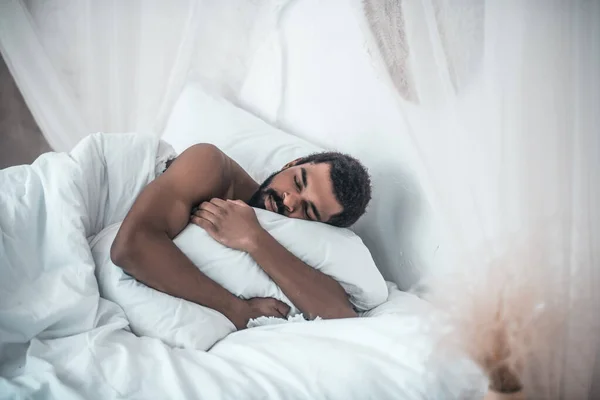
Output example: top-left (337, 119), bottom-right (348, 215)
top-left (283, 158), bottom-right (302, 170)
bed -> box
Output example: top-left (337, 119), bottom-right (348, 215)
top-left (0, 80), bottom-right (485, 399)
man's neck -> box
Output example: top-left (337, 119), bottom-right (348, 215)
top-left (228, 157), bottom-right (259, 203)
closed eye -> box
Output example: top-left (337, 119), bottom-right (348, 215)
top-left (294, 175), bottom-right (302, 191)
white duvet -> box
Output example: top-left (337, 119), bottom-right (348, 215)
top-left (0, 133), bottom-right (484, 399)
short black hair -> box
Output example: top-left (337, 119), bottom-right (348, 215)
top-left (296, 152), bottom-right (371, 227)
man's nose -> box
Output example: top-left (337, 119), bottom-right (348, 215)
top-left (283, 192), bottom-right (300, 212)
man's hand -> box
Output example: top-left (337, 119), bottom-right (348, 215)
top-left (190, 198), bottom-right (263, 252)
top-left (189, 199), bottom-right (291, 329)
top-left (229, 297), bottom-right (291, 330)
top-left (190, 197), bottom-right (355, 321)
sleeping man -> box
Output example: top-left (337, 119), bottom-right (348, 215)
top-left (110, 143), bottom-right (372, 330)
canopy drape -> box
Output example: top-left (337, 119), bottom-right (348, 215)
top-left (1, 0), bottom-right (598, 397)
top-left (364, 0), bottom-right (599, 397)
top-left (0, 0), bottom-right (286, 150)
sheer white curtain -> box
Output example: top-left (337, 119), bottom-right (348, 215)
top-left (367, 0), bottom-right (599, 397)
top-left (1, 0), bottom-right (598, 397)
top-left (0, 0), bottom-right (286, 151)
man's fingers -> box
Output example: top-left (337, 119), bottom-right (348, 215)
top-left (270, 299), bottom-right (290, 318)
top-left (193, 209), bottom-right (219, 227)
top-left (209, 198), bottom-right (228, 208)
top-left (277, 301), bottom-right (291, 317)
top-left (190, 215), bottom-right (217, 233)
top-left (199, 201), bottom-right (223, 217)
top-left (249, 298), bottom-right (289, 318)
top-left (228, 199), bottom-right (249, 207)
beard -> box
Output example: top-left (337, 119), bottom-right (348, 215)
top-left (247, 171), bottom-right (285, 215)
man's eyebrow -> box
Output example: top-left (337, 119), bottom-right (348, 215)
top-left (309, 201), bottom-right (321, 221)
top-left (302, 167), bottom-right (321, 221)
top-left (301, 167), bottom-right (307, 187)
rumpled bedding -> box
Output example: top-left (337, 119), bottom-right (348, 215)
top-left (0, 133), bottom-right (484, 399)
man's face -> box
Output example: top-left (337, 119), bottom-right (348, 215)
top-left (248, 161), bottom-right (343, 223)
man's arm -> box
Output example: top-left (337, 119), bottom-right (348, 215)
top-left (191, 199), bottom-right (357, 320)
top-left (248, 230), bottom-right (357, 320)
top-left (110, 144), bottom-right (289, 329)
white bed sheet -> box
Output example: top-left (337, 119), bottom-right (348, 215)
top-left (1, 284), bottom-right (484, 400)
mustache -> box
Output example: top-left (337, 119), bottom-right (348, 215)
top-left (265, 188), bottom-right (285, 215)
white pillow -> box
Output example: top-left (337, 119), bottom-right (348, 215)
top-left (92, 207), bottom-right (387, 350)
top-left (91, 224), bottom-right (235, 351)
top-left (162, 81), bottom-right (324, 184)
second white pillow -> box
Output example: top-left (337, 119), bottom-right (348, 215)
top-left (92, 208), bottom-right (388, 350)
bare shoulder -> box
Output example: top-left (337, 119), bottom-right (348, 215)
top-left (160, 143), bottom-right (233, 203)
top-left (177, 143), bottom-right (225, 163)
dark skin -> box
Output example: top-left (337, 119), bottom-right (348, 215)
top-left (110, 143), bottom-right (357, 330)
